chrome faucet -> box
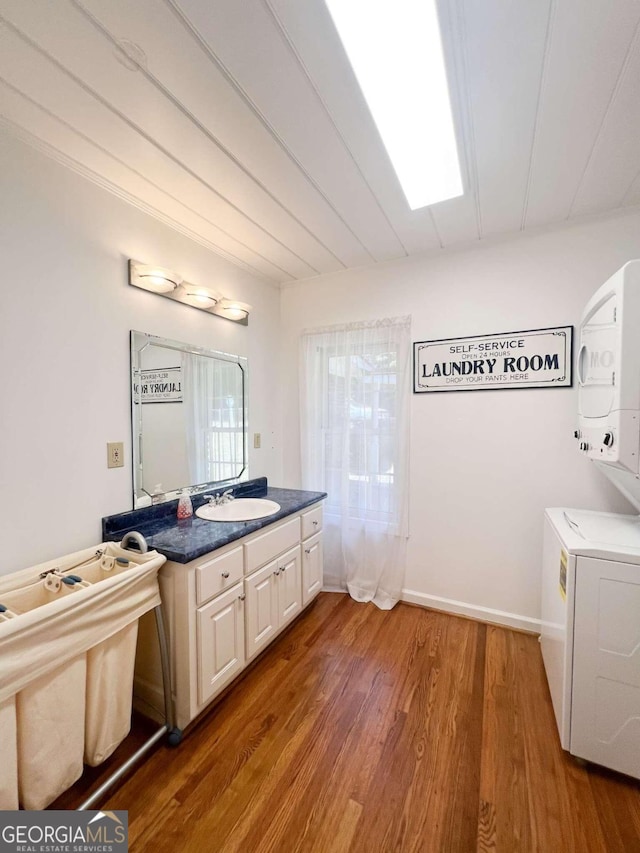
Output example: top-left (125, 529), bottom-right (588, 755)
top-left (204, 489), bottom-right (235, 506)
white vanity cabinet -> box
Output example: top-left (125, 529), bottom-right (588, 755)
top-left (135, 501), bottom-right (323, 731)
top-left (277, 546), bottom-right (303, 626)
top-left (243, 514), bottom-right (304, 659)
top-left (244, 545), bottom-right (302, 660)
top-left (197, 580), bottom-right (245, 706)
top-left (301, 504), bottom-right (323, 540)
top-left (302, 532), bottom-right (323, 605)
top-left (301, 505), bottom-right (323, 605)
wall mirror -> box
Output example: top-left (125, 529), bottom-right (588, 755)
top-left (131, 330), bottom-right (248, 508)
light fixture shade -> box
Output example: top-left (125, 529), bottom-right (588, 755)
top-left (128, 259), bottom-right (251, 323)
top-left (129, 261), bottom-right (182, 293)
top-left (211, 299), bottom-right (252, 322)
top-left (180, 287), bottom-right (219, 308)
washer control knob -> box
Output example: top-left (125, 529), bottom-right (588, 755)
top-left (603, 431), bottom-right (614, 447)
top-left (574, 429), bottom-right (581, 439)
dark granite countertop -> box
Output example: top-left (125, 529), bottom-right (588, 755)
top-left (102, 478), bottom-right (326, 563)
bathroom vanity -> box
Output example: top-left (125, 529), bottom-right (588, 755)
top-left (103, 480), bottom-right (325, 731)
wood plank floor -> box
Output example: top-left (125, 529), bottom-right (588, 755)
top-left (55, 593), bottom-right (640, 852)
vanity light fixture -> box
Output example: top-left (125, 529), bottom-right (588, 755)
top-left (128, 260), bottom-right (251, 324)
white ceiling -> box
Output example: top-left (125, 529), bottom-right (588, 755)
top-left (0, 0), bottom-right (639, 285)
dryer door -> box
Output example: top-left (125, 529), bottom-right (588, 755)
top-left (577, 292), bottom-right (617, 420)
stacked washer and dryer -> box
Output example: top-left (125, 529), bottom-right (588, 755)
top-left (541, 260), bottom-right (640, 779)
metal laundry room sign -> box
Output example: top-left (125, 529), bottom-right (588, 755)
top-left (413, 326), bottom-right (573, 393)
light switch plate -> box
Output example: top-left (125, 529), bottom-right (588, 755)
top-left (107, 441), bottom-right (124, 468)
top-left (253, 433), bottom-right (261, 449)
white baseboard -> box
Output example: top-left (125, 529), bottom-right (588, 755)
top-left (401, 589), bottom-right (541, 634)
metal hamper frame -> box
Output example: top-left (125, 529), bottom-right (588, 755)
top-left (77, 536), bottom-right (183, 811)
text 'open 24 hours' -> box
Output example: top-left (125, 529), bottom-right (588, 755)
top-left (413, 326), bottom-right (573, 393)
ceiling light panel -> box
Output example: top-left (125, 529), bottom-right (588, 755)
top-left (324, 0), bottom-right (464, 209)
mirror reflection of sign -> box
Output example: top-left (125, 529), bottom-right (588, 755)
top-left (135, 367), bottom-right (183, 403)
top-left (414, 326), bottom-right (573, 393)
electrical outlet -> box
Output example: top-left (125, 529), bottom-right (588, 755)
top-left (107, 441), bottom-right (124, 469)
top-left (253, 433), bottom-right (261, 449)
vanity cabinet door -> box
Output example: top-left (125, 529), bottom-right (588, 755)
top-left (302, 533), bottom-right (323, 605)
top-left (196, 582), bottom-right (245, 706)
top-left (245, 560), bottom-right (279, 660)
top-left (277, 546), bottom-right (302, 627)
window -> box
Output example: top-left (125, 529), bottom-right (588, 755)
top-left (300, 317), bottom-right (411, 609)
top-left (324, 347), bottom-right (399, 522)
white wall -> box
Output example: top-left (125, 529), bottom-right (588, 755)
top-left (280, 211), bottom-right (640, 629)
top-left (0, 127), bottom-right (282, 574)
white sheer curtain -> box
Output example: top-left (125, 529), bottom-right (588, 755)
top-left (183, 353), bottom-right (245, 485)
top-left (300, 316), bottom-right (411, 610)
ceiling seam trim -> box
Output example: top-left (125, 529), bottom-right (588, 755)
top-left (261, 0), bottom-right (409, 257)
top-left (520, 0), bottom-right (556, 231)
top-left (0, 113), bottom-right (280, 284)
top-left (0, 13), bottom-right (303, 281)
top-left (0, 74), bottom-right (287, 283)
top-left (454, 0), bottom-right (482, 240)
top-left (566, 15), bottom-right (640, 219)
top-left (163, 0), bottom-right (376, 264)
top-left (72, 0), bottom-right (335, 277)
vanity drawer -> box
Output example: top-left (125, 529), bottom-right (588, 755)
top-left (244, 517), bottom-right (300, 575)
top-left (195, 547), bottom-right (244, 605)
top-left (301, 504), bottom-right (323, 540)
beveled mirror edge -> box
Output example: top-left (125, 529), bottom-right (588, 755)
top-left (130, 330), bottom-right (249, 509)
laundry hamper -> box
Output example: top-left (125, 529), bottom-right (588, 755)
top-left (0, 539), bottom-right (177, 810)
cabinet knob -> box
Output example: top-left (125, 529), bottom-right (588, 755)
top-left (273, 570), bottom-right (279, 577)
top-left (304, 548), bottom-right (311, 555)
top-left (238, 593), bottom-right (246, 601)
top-left (221, 571), bottom-right (230, 579)
top-left (313, 520), bottom-right (319, 527)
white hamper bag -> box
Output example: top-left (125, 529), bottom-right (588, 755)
top-left (0, 542), bottom-right (165, 809)
top-left (84, 621), bottom-right (139, 766)
top-left (17, 655), bottom-right (87, 810)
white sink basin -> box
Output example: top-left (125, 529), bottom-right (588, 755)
top-left (195, 498), bottom-right (281, 522)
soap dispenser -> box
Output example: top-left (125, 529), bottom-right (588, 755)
top-left (177, 489), bottom-right (193, 520)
